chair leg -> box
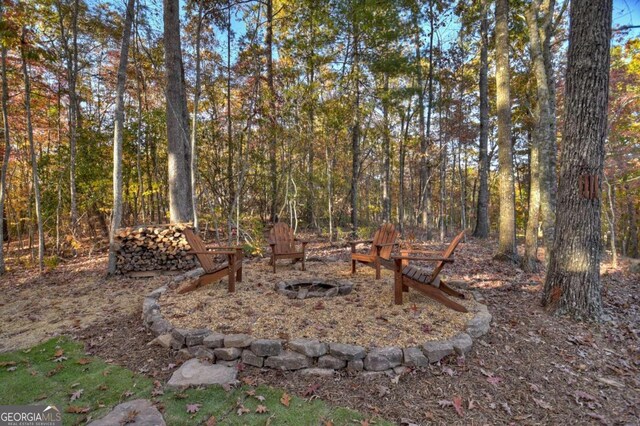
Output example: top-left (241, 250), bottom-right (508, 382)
top-left (302, 255), bottom-right (306, 271)
top-left (228, 269), bottom-right (236, 293)
top-left (440, 280), bottom-right (465, 299)
top-left (351, 259), bottom-right (356, 274)
top-left (394, 271), bottom-right (403, 305)
top-left (236, 265), bottom-right (242, 282)
top-left (272, 253), bottom-right (276, 273)
top-left (375, 257), bottom-right (381, 280)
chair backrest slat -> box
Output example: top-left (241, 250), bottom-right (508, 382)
top-left (428, 230), bottom-right (465, 282)
top-left (183, 228), bottom-right (216, 272)
top-left (369, 223), bottom-right (399, 259)
top-left (270, 223), bottom-right (296, 255)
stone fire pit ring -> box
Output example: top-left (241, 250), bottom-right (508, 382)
top-left (275, 278), bottom-right (353, 299)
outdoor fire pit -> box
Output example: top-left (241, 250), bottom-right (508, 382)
top-left (275, 279), bottom-right (353, 299)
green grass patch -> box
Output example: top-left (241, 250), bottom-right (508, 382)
top-left (0, 337), bottom-right (390, 425)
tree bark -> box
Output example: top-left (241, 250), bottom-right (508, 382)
top-left (190, 3), bottom-right (204, 231)
top-left (473, 0), bottom-right (490, 238)
top-left (382, 73), bottom-right (391, 223)
top-left (0, 31), bottom-right (11, 274)
top-left (108, 0), bottom-right (135, 275)
top-left (625, 182), bottom-right (638, 258)
top-left (266, 0), bottom-right (278, 222)
top-left (21, 27), bottom-right (45, 272)
top-left (494, 0), bottom-right (518, 261)
top-left (163, 0), bottom-right (194, 223)
top-left (350, 9), bottom-right (361, 237)
top-left (542, 0), bottom-right (612, 321)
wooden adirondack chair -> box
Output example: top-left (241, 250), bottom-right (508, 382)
top-left (350, 223), bottom-right (399, 280)
top-left (177, 228), bottom-right (243, 294)
top-left (391, 230), bottom-right (467, 312)
top-left (269, 222), bottom-right (308, 273)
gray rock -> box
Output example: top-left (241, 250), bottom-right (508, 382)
top-left (185, 329), bottom-right (211, 347)
top-left (289, 339), bottom-right (327, 357)
top-left (142, 298), bottom-right (159, 314)
top-left (170, 337), bottom-right (185, 350)
top-left (393, 366), bottom-right (409, 375)
top-left (466, 311), bottom-right (492, 338)
top-left (264, 351), bottom-right (310, 370)
top-left (176, 348), bottom-right (195, 362)
top-left (241, 350), bottom-right (264, 367)
top-left (403, 347), bottom-right (429, 367)
top-left (329, 343), bottom-right (366, 360)
top-left (347, 359), bottom-right (364, 372)
top-left (167, 359), bottom-right (237, 388)
top-left (147, 334), bottom-right (173, 349)
top-left (298, 368), bottom-right (335, 377)
top-left (363, 347), bottom-right (403, 371)
top-left (171, 328), bottom-right (190, 346)
top-left (203, 333), bottom-right (226, 349)
top-left (422, 341), bottom-right (454, 363)
top-left (216, 359), bottom-right (239, 368)
top-left (224, 334), bottom-right (254, 348)
top-left (190, 346), bottom-right (216, 361)
top-left (317, 355), bottom-right (346, 369)
top-left (471, 290), bottom-right (486, 304)
top-left (87, 399), bottom-right (165, 426)
top-left (149, 318), bottom-right (172, 336)
top-left (148, 286), bottom-right (168, 299)
top-left (629, 259), bottom-right (640, 274)
top-left (450, 333), bottom-right (473, 355)
top-left (250, 339), bottom-right (282, 357)
top-left (213, 347), bottom-right (242, 361)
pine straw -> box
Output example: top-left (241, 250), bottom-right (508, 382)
top-left (159, 260), bottom-right (480, 348)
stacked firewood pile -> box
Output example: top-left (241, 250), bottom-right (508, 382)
top-left (114, 223), bottom-right (197, 275)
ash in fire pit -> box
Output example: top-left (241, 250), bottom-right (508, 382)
top-left (275, 279), bottom-right (353, 299)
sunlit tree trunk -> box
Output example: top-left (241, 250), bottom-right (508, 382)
top-left (474, 0), bottom-right (490, 238)
top-left (0, 34), bottom-right (11, 274)
top-left (108, 0), bottom-right (135, 275)
top-left (350, 7), bottom-right (361, 237)
top-left (382, 73), bottom-right (391, 223)
top-left (542, 0), bottom-right (612, 320)
top-left (21, 27), bottom-right (44, 272)
top-left (190, 2), bottom-right (204, 231)
top-left (494, 0), bottom-right (518, 261)
top-left (625, 182), bottom-right (639, 258)
top-left (266, 0), bottom-right (278, 222)
top-left (603, 175), bottom-right (617, 267)
top-left (164, 0), bottom-right (194, 223)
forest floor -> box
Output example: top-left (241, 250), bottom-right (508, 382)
top-left (0, 236), bottom-right (638, 425)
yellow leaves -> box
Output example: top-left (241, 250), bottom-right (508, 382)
top-left (280, 392), bottom-right (291, 407)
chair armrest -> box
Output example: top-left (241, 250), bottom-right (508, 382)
top-left (401, 249), bottom-right (441, 255)
top-left (391, 256), bottom-right (454, 262)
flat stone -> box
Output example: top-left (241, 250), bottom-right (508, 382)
top-left (264, 351), bottom-right (310, 370)
top-left (167, 359), bottom-right (237, 388)
top-left (87, 399), bottom-right (165, 426)
top-left (317, 355), bottom-right (346, 369)
top-left (347, 359), bottom-right (364, 372)
top-left (149, 318), bottom-right (172, 336)
top-left (403, 347), bottom-right (429, 367)
top-left (224, 334), bottom-right (254, 348)
top-left (471, 290), bottom-right (486, 304)
top-left (185, 329), bottom-right (211, 347)
top-left (142, 298), bottom-right (159, 314)
top-left (450, 333), bottom-right (473, 355)
top-left (250, 339), bottom-right (282, 357)
top-left (466, 311), bottom-right (492, 338)
top-left (203, 333), bottom-right (226, 349)
top-left (422, 341), bottom-right (454, 363)
top-left (213, 347), bottom-right (242, 361)
top-left (289, 339), bottom-right (328, 357)
top-left (329, 343), bottom-right (366, 361)
top-left (176, 348), bottom-right (194, 362)
top-left (364, 347), bottom-right (403, 371)
top-left (171, 328), bottom-right (190, 346)
top-left (216, 359), bottom-right (239, 367)
top-left (147, 334), bottom-right (173, 349)
top-left (298, 368), bottom-right (335, 377)
top-left (242, 349), bottom-right (264, 367)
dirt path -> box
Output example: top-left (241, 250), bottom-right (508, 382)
top-left (1, 240), bottom-right (638, 425)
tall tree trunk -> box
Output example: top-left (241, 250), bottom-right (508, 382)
top-left (625, 182), bottom-right (639, 258)
top-left (351, 12), bottom-right (361, 237)
top-left (191, 3), bottom-right (204, 231)
top-left (21, 27), bottom-right (44, 272)
top-left (603, 175), bottom-right (617, 267)
top-left (542, 0), bottom-right (612, 320)
top-left (164, 0), bottom-right (193, 223)
top-left (266, 0), bottom-right (277, 222)
top-left (108, 0), bottom-right (135, 275)
top-left (226, 0), bottom-right (235, 240)
top-left (539, 0), bottom-right (558, 260)
top-left (473, 0), bottom-right (490, 238)
top-left (522, 134), bottom-right (541, 271)
top-left (494, 0), bottom-right (518, 261)
top-left (382, 73), bottom-right (391, 223)
top-left (0, 32), bottom-right (11, 274)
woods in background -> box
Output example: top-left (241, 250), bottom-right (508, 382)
top-left (0, 0), bottom-right (638, 315)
